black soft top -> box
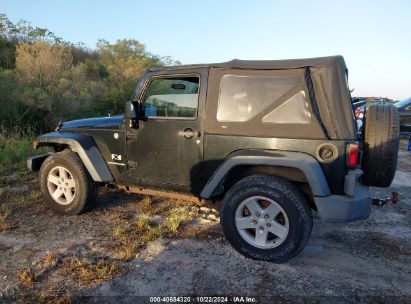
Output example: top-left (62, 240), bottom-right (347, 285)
top-left (148, 55), bottom-right (355, 140)
top-left (148, 55), bottom-right (346, 71)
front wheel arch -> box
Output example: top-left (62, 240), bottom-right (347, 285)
top-left (34, 132), bottom-right (113, 182)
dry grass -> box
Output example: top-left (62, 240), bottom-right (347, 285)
top-left (16, 255), bottom-right (120, 298)
top-left (113, 224), bottom-right (129, 238)
top-left (140, 225), bottom-right (163, 242)
top-left (112, 205), bottom-right (193, 260)
top-left (162, 207), bottom-right (191, 235)
top-left (42, 294), bottom-right (74, 304)
top-left (62, 257), bottom-right (119, 285)
top-left (43, 252), bottom-right (57, 267)
top-left (18, 269), bottom-right (35, 287)
top-left (28, 189), bottom-right (42, 201)
top-left (113, 215), bottom-right (155, 260)
top-left (139, 196), bottom-right (153, 213)
top-left (0, 204), bottom-right (12, 231)
top-left (0, 185), bottom-right (34, 231)
top-left (135, 215), bottom-right (150, 231)
top-left (147, 198), bottom-right (196, 216)
top-left (119, 242), bottom-right (139, 260)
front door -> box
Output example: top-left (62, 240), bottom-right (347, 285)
top-left (126, 69), bottom-right (208, 192)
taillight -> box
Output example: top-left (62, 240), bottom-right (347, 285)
top-left (347, 144), bottom-right (359, 167)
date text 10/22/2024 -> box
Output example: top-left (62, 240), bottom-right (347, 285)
top-left (149, 296), bottom-right (258, 303)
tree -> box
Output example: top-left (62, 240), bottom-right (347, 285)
top-left (0, 14), bottom-right (179, 133)
top-left (94, 39), bottom-right (162, 113)
top-left (15, 41), bottom-right (73, 91)
top-left (97, 39), bottom-right (155, 82)
top-left (0, 13), bottom-right (61, 43)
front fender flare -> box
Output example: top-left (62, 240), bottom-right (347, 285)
top-left (200, 150), bottom-right (331, 199)
top-left (34, 132), bottom-right (113, 182)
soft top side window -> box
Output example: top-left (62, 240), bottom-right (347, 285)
top-left (141, 76), bottom-right (199, 119)
top-left (216, 74), bottom-right (300, 122)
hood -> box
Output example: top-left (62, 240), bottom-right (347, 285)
top-left (59, 115), bottom-right (124, 130)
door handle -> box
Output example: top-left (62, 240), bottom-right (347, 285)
top-left (182, 128), bottom-right (201, 139)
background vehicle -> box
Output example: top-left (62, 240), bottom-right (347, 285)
top-left (352, 99), bottom-right (367, 130)
top-left (27, 56), bottom-right (400, 263)
top-left (352, 97), bottom-right (395, 131)
top-left (394, 97), bottom-right (411, 132)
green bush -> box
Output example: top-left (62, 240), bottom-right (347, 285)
top-left (0, 128), bottom-right (47, 176)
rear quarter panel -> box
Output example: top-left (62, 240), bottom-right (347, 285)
top-left (196, 134), bottom-right (348, 195)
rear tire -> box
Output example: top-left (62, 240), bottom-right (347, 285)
top-left (220, 175), bottom-right (312, 263)
top-left (362, 103), bottom-right (399, 187)
top-left (39, 150), bottom-right (98, 215)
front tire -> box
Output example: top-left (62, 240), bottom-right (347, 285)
top-left (220, 175), bottom-right (312, 263)
top-left (39, 150), bottom-right (98, 215)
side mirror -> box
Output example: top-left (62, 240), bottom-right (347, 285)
top-left (125, 101), bottom-right (137, 128)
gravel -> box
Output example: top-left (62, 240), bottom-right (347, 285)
top-left (0, 144), bottom-right (410, 303)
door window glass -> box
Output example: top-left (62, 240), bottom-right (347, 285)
top-left (141, 76), bottom-right (199, 118)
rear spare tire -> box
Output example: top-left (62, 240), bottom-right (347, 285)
top-left (362, 103), bottom-right (399, 187)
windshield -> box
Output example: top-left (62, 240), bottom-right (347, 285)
top-left (394, 97), bottom-right (411, 108)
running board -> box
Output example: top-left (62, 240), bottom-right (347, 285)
top-left (116, 184), bottom-right (220, 209)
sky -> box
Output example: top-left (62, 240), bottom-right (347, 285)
top-left (1, 0), bottom-right (410, 99)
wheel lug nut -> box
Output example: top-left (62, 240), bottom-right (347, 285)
top-left (259, 226), bottom-right (264, 230)
top-left (255, 212), bottom-right (260, 217)
top-left (266, 223), bottom-right (272, 227)
top-left (264, 214), bottom-right (269, 219)
top-left (252, 220), bottom-right (257, 224)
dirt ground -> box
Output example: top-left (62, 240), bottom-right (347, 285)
top-left (0, 141), bottom-right (410, 303)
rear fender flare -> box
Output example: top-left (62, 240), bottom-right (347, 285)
top-left (200, 150), bottom-right (331, 198)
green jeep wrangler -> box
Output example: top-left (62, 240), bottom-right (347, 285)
top-left (28, 56), bottom-right (399, 263)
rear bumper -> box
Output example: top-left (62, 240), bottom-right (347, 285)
top-left (314, 182), bottom-right (371, 223)
top-left (27, 153), bottom-right (52, 171)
